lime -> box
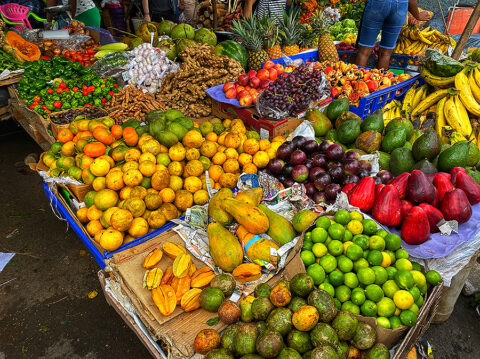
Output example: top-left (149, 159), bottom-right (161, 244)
top-left (420, 284), bottom-right (428, 295)
top-left (325, 236), bottom-right (332, 246)
top-left (358, 267), bottom-right (376, 286)
top-left (346, 244), bottom-right (363, 261)
top-left (395, 248), bottom-right (409, 260)
top-left (367, 250), bottom-right (384, 266)
top-left (410, 270), bottom-right (427, 288)
top-left (382, 280), bottom-right (400, 299)
top-left (372, 266), bottom-right (388, 286)
top-left (369, 235), bottom-right (386, 251)
top-left (384, 233), bottom-right (402, 251)
top-left (395, 270), bottom-right (415, 289)
top-left (385, 266), bottom-right (398, 281)
top-left (301, 250), bottom-right (316, 266)
top-left (365, 284), bottom-right (384, 302)
top-left (380, 251), bottom-right (392, 268)
top-left (389, 316), bottom-right (402, 329)
top-left (410, 303), bottom-right (419, 316)
top-left (335, 285), bottom-right (351, 302)
top-left (319, 255), bottom-right (337, 273)
top-left (303, 240), bottom-right (313, 251)
top-left (395, 308), bottom-right (401, 316)
top-left (349, 211), bottom-right (364, 221)
top-left (347, 220), bottom-right (363, 235)
top-left (334, 298), bottom-right (342, 310)
top-left (377, 317), bottom-right (391, 329)
top-left (338, 256), bottom-right (354, 273)
top-left (426, 270), bottom-right (442, 286)
top-left (361, 300), bottom-right (377, 317)
top-left (353, 258), bottom-right (369, 272)
top-left (377, 297), bottom-right (396, 317)
top-left (416, 295), bottom-right (424, 308)
top-left (363, 249), bottom-right (369, 259)
top-left (385, 250), bottom-right (396, 265)
top-left (343, 241), bottom-right (354, 254)
top-left (393, 290), bottom-right (414, 310)
top-left (344, 272), bottom-right (359, 289)
top-left (343, 229), bottom-right (353, 242)
top-left (328, 223), bottom-right (345, 240)
top-left (304, 232), bottom-right (312, 241)
top-left (351, 288), bottom-right (366, 306)
top-left (362, 219), bottom-right (377, 235)
top-left (395, 258), bottom-right (413, 271)
top-left (328, 240), bottom-right (345, 256)
top-left (411, 261), bottom-right (422, 271)
top-left (353, 235), bottom-right (369, 250)
top-left (316, 216), bottom-right (331, 229)
top-left (311, 227), bottom-right (328, 243)
top-left (307, 263), bottom-right (326, 285)
top-left (320, 282), bottom-right (335, 297)
top-left (334, 210), bottom-right (351, 225)
top-left (312, 243), bottom-right (328, 258)
top-left (329, 270), bottom-right (345, 287)
top-left (400, 310), bottom-right (417, 327)
top-left (341, 301), bottom-right (360, 315)
top-left (376, 229), bottom-right (389, 238)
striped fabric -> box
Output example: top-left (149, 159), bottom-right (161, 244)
top-left (255, 0), bottom-right (286, 19)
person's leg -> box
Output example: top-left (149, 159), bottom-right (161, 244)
top-left (355, 0), bottom-right (385, 67)
top-left (377, 47), bottom-right (395, 69)
top-left (74, 7), bottom-right (101, 27)
top-left (356, 45), bottom-right (374, 67)
top-left (378, 0), bottom-right (408, 69)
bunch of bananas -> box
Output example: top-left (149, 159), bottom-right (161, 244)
top-left (395, 25), bottom-right (455, 56)
top-left (382, 99), bottom-right (402, 125)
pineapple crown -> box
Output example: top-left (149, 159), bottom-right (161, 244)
top-left (230, 16), bottom-right (264, 52)
top-left (258, 15), bottom-right (283, 48)
top-left (297, 23), bottom-right (317, 48)
top-left (310, 9), bottom-right (332, 36)
top-left (277, 7), bottom-right (302, 47)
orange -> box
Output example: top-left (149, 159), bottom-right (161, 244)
top-left (205, 132), bottom-right (218, 142)
top-left (128, 217), bottom-right (149, 238)
top-left (86, 220), bottom-right (104, 237)
top-left (76, 207), bottom-right (89, 223)
top-left (106, 170), bottom-right (125, 191)
top-left (103, 207), bottom-right (119, 226)
top-left (94, 189), bottom-right (119, 211)
top-left (185, 160), bottom-right (204, 177)
top-left (111, 208), bottom-right (134, 231)
top-left (224, 147), bottom-right (239, 160)
top-left (169, 143), bottom-right (186, 161)
top-left (212, 152), bottom-right (227, 165)
top-left (139, 152), bottom-right (156, 164)
top-left (224, 133), bottom-right (241, 149)
top-left (217, 132), bottom-right (227, 145)
top-left (130, 186), bottom-right (148, 199)
top-left (61, 141), bottom-right (75, 156)
top-left (243, 163), bottom-right (258, 174)
top-left (139, 160), bottom-right (157, 177)
top-left (183, 130), bottom-right (203, 148)
top-left (272, 136), bottom-right (286, 144)
top-left (156, 163), bottom-right (168, 172)
top-left (266, 147), bottom-right (277, 159)
top-left (216, 145), bottom-right (226, 153)
top-left (160, 188), bottom-right (176, 203)
top-left (151, 168), bottom-right (170, 190)
top-left (253, 151), bottom-right (269, 168)
top-left (194, 190), bottom-right (209, 205)
top-left (92, 177), bottom-right (106, 191)
top-left (202, 177), bottom-right (215, 191)
top-left (87, 205), bottom-right (103, 221)
top-left (125, 197), bottom-right (146, 217)
top-left (223, 119), bottom-right (232, 129)
top-left (238, 153), bottom-right (253, 166)
top-left (208, 165), bottom-right (224, 182)
top-left (124, 148), bottom-right (141, 162)
top-left (185, 148), bottom-right (200, 161)
top-left (141, 139), bottom-right (163, 156)
top-left (81, 168), bottom-right (96, 185)
top-left (223, 159), bottom-right (240, 173)
top-left (243, 138), bottom-right (260, 155)
top-left (259, 139), bottom-right (271, 151)
top-left (184, 176), bottom-right (203, 193)
top-left (98, 155), bottom-right (115, 168)
top-left (230, 119), bottom-right (246, 134)
top-left (122, 161), bottom-right (139, 172)
top-left (168, 161), bottom-right (184, 176)
top-left (123, 169), bottom-right (143, 187)
top-left (169, 175), bottom-right (183, 191)
top-left (174, 190), bottom-right (194, 211)
top-left (99, 228), bottom-right (124, 251)
top-left (137, 134), bottom-right (153, 147)
top-left (200, 141), bottom-right (217, 158)
top-left (219, 173), bottom-right (238, 189)
top-left (90, 158), bottom-right (111, 177)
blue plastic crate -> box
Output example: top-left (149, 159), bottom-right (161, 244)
top-left (337, 50), bottom-right (419, 71)
top-left (42, 182), bottom-right (179, 268)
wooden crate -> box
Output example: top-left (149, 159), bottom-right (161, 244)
top-left (0, 71), bottom-right (23, 86)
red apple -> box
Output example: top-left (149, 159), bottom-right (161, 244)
top-left (238, 90), bottom-right (250, 98)
top-left (260, 79), bottom-right (271, 89)
top-left (248, 88), bottom-right (257, 96)
top-left (223, 82), bottom-right (235, 92)
top-left (257, 69), bottom-right (270, 80)
top-left (237, 74), bottom-right (249, 86)
top-left (251, 91), bottom-right (259, 103)
top-left (244, 85), bottom-right (252, 92)
top-left (269, 68), bottom-right (278, 81)
top-left (263, 60), bottom-right (275, 70)
top-left (249, 77), bottom-right (261, 88)
top-left (236, 85), bottom-right (245, 93)
top-left (248, 70), bottom-right (257, 79)
top-left (225, 88), bottom-right (237, 99)
top-left (239, 93), bottom-right (253, 107)
top-left (274, 64), bottom-right (284, 74)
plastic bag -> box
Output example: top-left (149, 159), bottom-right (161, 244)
top-left (91, 51), bottom-right (130, 77)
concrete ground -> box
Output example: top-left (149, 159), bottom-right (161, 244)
top-left (1, 122), bottom-right (479, 358)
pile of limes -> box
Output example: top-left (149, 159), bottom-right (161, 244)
top-left (300, 209), bottom-right (442, 329)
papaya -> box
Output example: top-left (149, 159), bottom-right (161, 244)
top-left (208, 188), bottom-right (234, 226)
top-left (207, 222), bottom-right (243, 272)
top-left (237, 225), bottom-right (280, 266)
top-left (258, 204), bottom-right (296, 246)
top-left (291, 210), bottom-right (318, 233)
top-left (223, 199), bottom-right (269, 234)
top-left (235, 187), bottom-right (263, 206)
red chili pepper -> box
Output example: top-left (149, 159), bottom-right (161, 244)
top-left (53, 101), bottom-right (62, 109)
top-left (64, 88), bottom-right (70, 92)
top-left (72, 87), bottom-right (79, 92)
top-left (113, 84), bottom-right (118, 88)
top-left (29, 104), bottom-right (35, 110)
top-left (84, 103), bottom-right (91, 106)
top-left (101, 97), bottom-right (107, 105)
top-left (108, 91), bottom-right (114, 96)
top-left (33, 96), bottom-right (41, 102)
top-left (82, 85), bottom-right (87, 90)
top-left (82, 91), bottom-right (88, 96)
top-left (56, 88), bottom-right (63, 94)
top-left (47, 88), bottom-right (54, 94)
top-left (59, 82), bottom-right (67, 89)
top-left (87, 85), bottom-right (95, 92)
top-left (42, 105), bottom-right (47, 110)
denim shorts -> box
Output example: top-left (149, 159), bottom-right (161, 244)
top-left (358, 0), bottom-right (409, 49)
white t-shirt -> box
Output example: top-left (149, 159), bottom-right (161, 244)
top-left (61, 0), bottom-right (96, 17)
top-left (255, 0), bottom-right (286, 19)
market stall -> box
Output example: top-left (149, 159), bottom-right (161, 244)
top-left (3, 2), bottom-right (480, 358)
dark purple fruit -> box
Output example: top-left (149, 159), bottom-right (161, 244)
top-left (359, 160), bottom-right (372, 172)
top-left (358, 169), bottom-right (369, 178)
top-left (312, 153), bottom-right (327, 168)
top-left (277, 174), bottom-right (286, 183)
top-left (326, 144), bottom-right (345, 161)
top-left (377, 170), bottom-right (393, 184)
top-left (314, 172), bottom-right (332, 191)
top-left (343, 174), bottom-right (359, 185)
top-left (267, 158), bottom-right (284, 175)
top-left (328, 165), bottom-right (344, 183)
top-left (284, 177), bottom-right (295, 187)
top-left (292, 136), bottom-right (307, 149)
top-left (313, 191), bottom-right (327, 204)
top-left (277, 141), bottom-right (294, 160)
top-left (374, 176), bottom-right (383, 185)
top-left (303, 139), bottom-right (319, 153)
top-left (344, 150), bottom-right (360, 162)
top-left (309, 167), bottom-right (326, 181)
top-left (319, 140), bottom-right (334, 153)
top-left (290, 149), bottom-right (307, 165)
top-left (283, 163), bottom-right (294, 176)
top-left (292, 164), bottom-right (309, 182)
top-left (343, 159), bottom-right (360, 175)
top-left (325, 183), bottom-right (342, 200)
top-left (304, 182), bottom-right (316, 196)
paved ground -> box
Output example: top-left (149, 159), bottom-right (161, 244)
top-left (0, 121), bottom-right (479, 358)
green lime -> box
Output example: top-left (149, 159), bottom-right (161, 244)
top-left (372, 266), bottom-right (388, 286)
top-left (343, 229), bottom-right (353, 242)
top-left (346, 244), bottom-right (363, 261)
top-left (328, 240), bottom-right (345, 256)
top-left (410, 303), bottom-right (420, 316)
top-left (156, 153), bottom-right (171, 166)
top-left (338, 256), bottom-right (354, 273)
top-left (303, 241), bottom-right (313, 251)
top-left (385, 233), bottom-right (402, 251)
top-left (307, 263), bottom-right (326, 285)
top-left (301, 250), bottom-right (316, 266)
top-left (344, 272), bottom-right (359, 289)
top-left (320, 282), bottom-right (335, 297)
top-left (304, 232), bottom-right (312, 241)
top-left (334, 210), bottom-right (351, 225)
top-left (426, 270), bottom-right (442, 286)
top-left (382, 280), bottom-right (400, 299)
top-left (365, 284), bottom-right (384, 302)
top-left (350, 211), bottom-right (364, 221)
top-left (363, 250), bottom-right (370, 259)
top-left (367, 250), bottom-right (384, 266)
top-left (395, 270), bottom-right (415, 290)
top-left (319, 255), bottom-right (337, 273)
top-left (351, 288), bottom-right (366, 306)
top-left (395, 248), bottom-right (409, 260)
top-left (316, 216), bottom-right (331, 229)
top-left (420, 284), bottom-right (428, 295)
top-left (328, 223), bottom-right (345, 241)
top-left (389, 316), bottom-right (402, 329)
top-left (385, 266), bottom-right (398, 281)
top-left (334, 298), bottom-right (342, 310)
top-left (400, 310), bottom-right (417, 327)
top-left (341, 301), bottom-right (360, 315)
top-left (376, 229), bottom-right (389, 238)
top-left (346, 220), bottom-right (363, 235)
top-left (362, 219), bottom-right (378, 235)
top-left (395, 258), bottom-right (413, 271)
top-left (416, 295), bottom-right (424, 308)
top-left (311, 227), bottom-right (328, 243)
top-left (353, 258), bottom-right (369, 272)
top-left (329, 270), bottom-right (345, 287)
top-left (377, 297), bottom-right (396, 317)
top-left (369, 235), bottom-right (386, 251)
top-left (377, 317), bottom-right (391, 329)
top-left (358, 267), bottom-right (376, 286)
top-left (325, 236), bottom-right (332, 246)
top-left (385, 250), bottom-right (396, 265)
top-left (361, 300), bottom-right (377, 317)
top-left (411, 261), bottom-right (422, 271)
top-left (353, 235), bottom-right (369, 250)
top-left (312, 243), bottom-right (328, 258)
top-left (335, 285), bottom-right (351, 303)
top-left (410, 271), bottom-right (427, 288)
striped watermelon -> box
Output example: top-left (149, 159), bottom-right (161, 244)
top-left (213, 40), bottom-right (248, 68)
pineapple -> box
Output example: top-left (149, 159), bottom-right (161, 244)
top-left (260, 16), bottom-right (282, 60)
top-left (311, 10), bottom-right (339, 62)
top-left (298, 24), bottom-right (317, 53)
top-left (231, 17), bottom-right (269, 71)
top-left (277, 8), bottom-right (303, 56)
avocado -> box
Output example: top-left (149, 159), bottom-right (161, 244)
top-left (336, 119), bottom-right (361, 145)
top-left (390, 147), bottom-right (415, 176)
top-left (355, 130), bottom-right (382, 154)
top-left (437, 141), bottom-right (469, 172)
top-left (412, 129), bottom-right (441, 161)
top-left (174, 117), bottom-right (194, 130)
top-left (167, 122), bottom-right (188, 141)
top-left (234, 323), bottom-right (258, 356)
top-left (288, 297), bottom-right (308, 312)
top-left (290, 273), bottom-right (315, 298)
top-left (381, 128), bottom-right (407, 153)
top-left (135, 125), bottom-right (149, 136)
top-left (385, 118), bottom-right (414, 140)
top-left (255, 321), bottom-right (267, 335)
top-left (325, 98), bottom-right (349, 122)
top-left (164, 109), bottom-right (184, 122)
top-left (205, 348), bottom-right (234, 359)
top-left (467, 169), bottom-right (480, 185)
top-left (378, 151), bottom-right (391, 171)
top-left (335, 111), bottom-right (361, 129)
top-left (252, 297), bottom-right (274, 321)
top-left (149, 117), bottom-right (165, 138)
top-left (287, 329), bottom-right (313, 354)
top-left (361, 109), bottom-right (384, 133)
top-left (466, 141), bottom-right (480, 166)
top-left (403, 141), bottom-right (412, 150)
top-left (146, 109), bottom-right (164, 122)
top-left (306, 108), bottom-right (332, 137)
top-left (157, 130), bottom-right (179, 147)
top-left (413, 159), bottom-right (438, 174)
top-left (266, 308), bottom-right (293, 336)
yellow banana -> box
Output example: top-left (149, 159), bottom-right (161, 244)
top-left (402, 84), bottom-right (418, 117)
top-left (418, 32), bottom-right (432, 45)
top-left (449, 37), bottom-right (456, 47)
top-left (468, 71), bottom-right (480, 103)
top-left (404, 38), bottom-right (412, 47)
top-left (455, 71), bottom-right (480, 116)
top-left (436, 97), bottom-right (449, 143)
top-left (420, 66), bottom-right (456, 88)
top-left (412, 84), bottom-right (428, 110)
top-left (454, 95), bottom-right (472, 137)
top-left (412, 89), bottom-right (449, 117)
top-left (473, 67), bottom-right (480, 88)
top-left (444, 95), bottom-right (473, 137)
top-left (410, 30), bottom-right (420, 41)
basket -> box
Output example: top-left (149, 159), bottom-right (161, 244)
top-left (48, 107), bottom-right (109, 139)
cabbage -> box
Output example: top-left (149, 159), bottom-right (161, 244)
top-left (343, 19), bottom-right (356, 28)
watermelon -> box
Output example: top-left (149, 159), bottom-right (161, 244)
top-left (213, 40), bottom-right (248, 68)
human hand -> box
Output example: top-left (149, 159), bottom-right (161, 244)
top-left (416, 11), bottom-right (431, 21)
top-left (145, 13), bottom-right (151, 21)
